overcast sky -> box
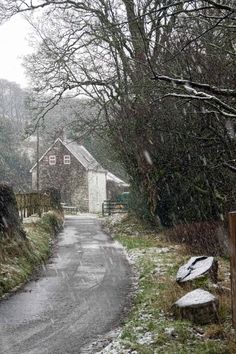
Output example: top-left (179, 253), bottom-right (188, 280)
top-left (0, 15), bottom-right (32, 88)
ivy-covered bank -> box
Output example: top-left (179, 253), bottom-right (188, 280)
top-left (0, 211), bottom-right (63, 298)
top-left (93, 214), bottom-right (235, 354)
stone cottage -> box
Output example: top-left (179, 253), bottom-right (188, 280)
top-left (30, 138), bottom-right (128, 213)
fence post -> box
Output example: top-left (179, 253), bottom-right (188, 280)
top-left (29, 194), bottom-right (32, 217)
top-left (229, 211), bottom-right (236, 329)
top-left (38, 193), bottom-right (42, 217)
top-left (20, 194), bottom-right (23, 221)
top-left (23, 194), bottom-right (26, 218)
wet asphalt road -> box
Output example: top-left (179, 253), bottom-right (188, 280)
top-left (0, 215), bottom-right (132, 354)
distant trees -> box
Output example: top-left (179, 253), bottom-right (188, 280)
top-left (0, 80), bottom-right (33, 190)
top-left (0, 115), bottom-right (31, 190)
top-left (0, 79), bottom-right (28, 127)
top-left (1, 0), bottom-right (235, 224)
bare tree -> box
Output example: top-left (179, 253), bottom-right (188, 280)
top-left (1, 0), bottom-right (235, 223)
top-left (0, 79), bottom-right (28, 126)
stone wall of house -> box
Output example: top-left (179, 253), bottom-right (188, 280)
top-left (32, 140), bottom-right (89, 211)
top-left (71, 185), bottom-right (89, 212)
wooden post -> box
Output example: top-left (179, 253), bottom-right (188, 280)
top-left (23, 194), bottom-right (26, 218)
top-left (28, 194), bottom-right (32, 217)
top-left (229, 211), bottom-right (236, 329)
top-left (108, 201), bottom-right (111, 216)
top-left (38, 192), bottom-right (42, 217)
top-left (20, 194), bottom-right (23, 220)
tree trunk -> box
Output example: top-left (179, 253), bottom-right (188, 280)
top-left (173, 289), bottom-right (219, 324)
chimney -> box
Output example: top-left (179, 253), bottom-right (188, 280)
top-left (58, 128), bottom-right (65, 142)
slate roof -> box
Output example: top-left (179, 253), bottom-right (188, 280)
top-left (106, 172), bottom-right (129, 187)
top-left (30, 138), bottom-right (105, 173)
top-left (63, 139), bottom-right (105, 172)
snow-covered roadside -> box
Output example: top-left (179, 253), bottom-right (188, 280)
top-left (82, 214), bottom-right (175, 354)
top-left (82, 215), bottom-right (140, 354)
top-left (82, 214), bottom-right (232, 354)
top-left (0, 211), bottom-right (63, 299)
top-left (93, 248), bottom-right (175, 354)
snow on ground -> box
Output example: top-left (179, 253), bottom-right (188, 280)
top-left (91, 245), bottom-right (173, 354)
top-left (81, 214), bottom-right (175, 354)
top-left (82, 214), bottom-right (232, 354)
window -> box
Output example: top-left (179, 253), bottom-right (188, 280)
top-left (49, 155), bottom-right (56, 165)
top-left (64, 155), bottom-right (71, 164)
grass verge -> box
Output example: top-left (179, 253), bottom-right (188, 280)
top-left (0, 210), bottom-right (63, 298)
top-left (103, 214), bottom-right (235, 354)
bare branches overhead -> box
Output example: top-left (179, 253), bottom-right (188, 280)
top-left (0, 0), bottom-right (234, 122)
top-left (0, 0), bottom-right (235, 222)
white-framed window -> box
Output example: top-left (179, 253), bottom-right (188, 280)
top-left (49, 155), bottom-right (56, 165)
top-left (64, 155), bottom-right (71, 164)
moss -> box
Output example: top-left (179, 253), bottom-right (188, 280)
top-left (0, 211), bottom-right (63, 298)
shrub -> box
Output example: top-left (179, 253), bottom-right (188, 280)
top-left (165, 221), bottom-right (228, 256)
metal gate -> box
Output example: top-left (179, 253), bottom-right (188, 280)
top-left (102, 200), bottom-right (128, 216)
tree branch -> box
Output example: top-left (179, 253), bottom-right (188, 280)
top-left (151, 74), bottom-right (236, 97)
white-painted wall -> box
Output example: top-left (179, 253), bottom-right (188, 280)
top-left (32, 169), bottom-right (37, 190)
top-left (88, 170), bottom-right (107, 213)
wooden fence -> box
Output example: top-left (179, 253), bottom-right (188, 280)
top-left (102, 200), bottom-right (128, 216)
top-left (15, 192), bottom-right (52, 220)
